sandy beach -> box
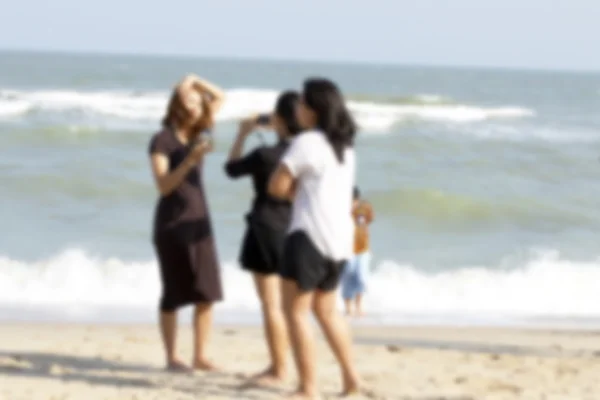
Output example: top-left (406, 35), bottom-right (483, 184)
top-left (1, 323), bottom-right (600, 399)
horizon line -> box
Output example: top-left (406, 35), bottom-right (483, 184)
top-left (1, 47), bottom-right (599, 75)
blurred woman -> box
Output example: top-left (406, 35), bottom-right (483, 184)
top-left (269, 78), bottom-right (361, 398)
top-left (224, 91), bottom-right (301, 384)
top-left (148, 74), bottom-right (225, 372)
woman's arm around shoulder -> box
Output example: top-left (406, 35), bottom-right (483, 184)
top-left (268, 134), bottom-right (315, 200)
top-left (268, 164), bottom-right (296, 201)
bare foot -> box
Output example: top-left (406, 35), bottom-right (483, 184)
top-left (342, 375), bottom-right (361, 397)
top-left (250, 367), bottom-right (286, 386)
top-left (340, 387), bottom-right (360, 398)
top-left (192, 359), bottom-right (219, 371)
top-left (238, 367), bottom-right (286, 390)
top-left (342, 372), bottom-right (362, 396)
top-left (166, 359), bottom-right (192, 373)
top-left (285, 391), bottom-right (321, 400)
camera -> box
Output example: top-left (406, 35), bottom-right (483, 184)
top-left (255, 114), bottom-right (271, 125)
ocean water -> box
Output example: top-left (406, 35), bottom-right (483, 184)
top-left (1, 51), bottom-right (600, 327)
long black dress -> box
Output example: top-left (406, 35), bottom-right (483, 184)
top-left (149, 128), bottom-right (223, 311)
top-left (224, 139), bottom-right (291, 275)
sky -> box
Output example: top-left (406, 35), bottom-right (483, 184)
top-left (1, 0), bottom-right (598, 71)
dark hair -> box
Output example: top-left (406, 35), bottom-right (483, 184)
top-left (274, 90), bottom-right (301, 137)
top-left (162, 87), bottom-right (214, 138)
top-left (302, 78), bottom-right (357, 162)
top-left (353, 186), bottom-right (360, 200)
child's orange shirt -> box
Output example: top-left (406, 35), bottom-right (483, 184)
top-left (353, 201), bottom-right (373, 254)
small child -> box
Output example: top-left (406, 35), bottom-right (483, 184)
top-left (341, 187), bottom-right (374, 317)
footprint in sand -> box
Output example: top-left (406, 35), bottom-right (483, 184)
top-left (555, 364), bottom-right (578, 377)
top-left (124, 336), bottom-right (150, 343)
top-left (487, 380), bottom-right (522, 395)
top-left (386, 345), bottom-right (403, 353)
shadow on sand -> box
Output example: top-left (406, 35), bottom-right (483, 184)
top-left (0, 351), bottom-right (156, 388)
top-left (0, 351), bottom-right (477, 399)
top-left (0, 351), bottom-right (283, 399)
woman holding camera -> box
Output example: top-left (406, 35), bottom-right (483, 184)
top-left (224, 91), bottom-right (301, 384)
top-left (148, 74), bottom-right (225, 372)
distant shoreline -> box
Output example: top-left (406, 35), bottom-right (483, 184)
top-left (1, 47), bottom-right (599, 75)
top-left (3, 304), bottom-right (600, 331)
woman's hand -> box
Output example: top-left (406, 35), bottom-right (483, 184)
top-left (186, 138), bottom-right (213, 166)
top-left (186, 74), bottom-right (225, 115)
top-left (176, 73), bottom-right (226, 117)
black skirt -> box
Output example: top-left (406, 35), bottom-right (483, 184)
top-left (239, 215), bottom-right (286, 275)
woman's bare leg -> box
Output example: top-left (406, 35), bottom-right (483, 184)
top-left (192, 302), bottom-right (217, 370)
top-left (160, 311), bottom-right (190, 371)
top-left (250, 272), bottom-right (289, 383)
top-left (313, 289), bottom-right (360, 395)
top-left (282, 279), bottom-right (319, 398)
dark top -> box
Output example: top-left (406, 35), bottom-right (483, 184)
top-left (149, 128), bottom-right (213, 241)
top-left (224, 140), bottom-right (291, 231)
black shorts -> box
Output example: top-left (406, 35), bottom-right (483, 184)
top-left (281, 230), bottom-right (345, 292)
top-left (239, 219), bottom-right (286, 275)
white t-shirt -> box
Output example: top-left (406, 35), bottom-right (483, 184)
top-left (281, 130), bottom-right (355, 261)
